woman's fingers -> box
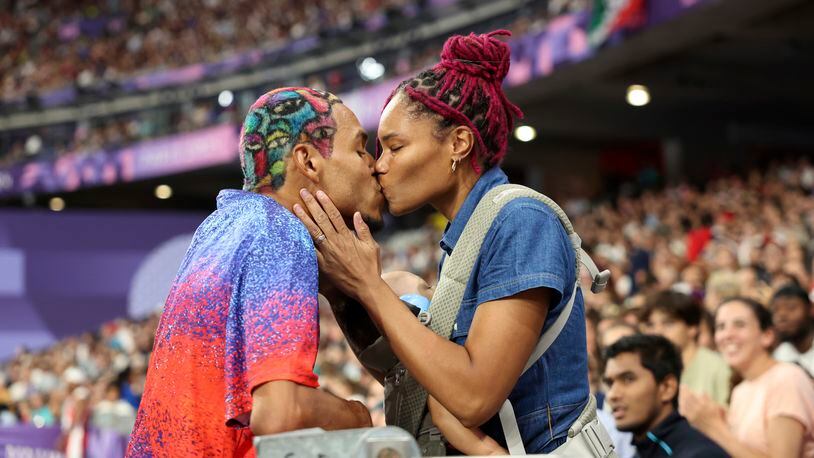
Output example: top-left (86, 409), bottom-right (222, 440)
top-left (300, 189), bottom-right (337, 237)
top-left (315, 190), bottom-right (351, 235)
top-left (293, 204), bottom-right (326, 244)
top-left (353, 212), bottom-right (372, 242)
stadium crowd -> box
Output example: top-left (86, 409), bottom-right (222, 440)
top-left (0, 0), bottom-right (577, 168)
top-left (1, 0), bottom-right (448, 104)
top-left (2, 158), bottom-right (814, 455)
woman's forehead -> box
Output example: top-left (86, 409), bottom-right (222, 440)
top-left (717, 301), bottom-right (753, 321)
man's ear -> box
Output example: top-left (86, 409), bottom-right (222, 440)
top-left (688, 324), bottom-right (700, 342)
top-left (449, 125), bottom-right (474, 163)
top-left (659, 374), bottom-right (679, 406)
top-left (292, 143), bottom-right (322, 184)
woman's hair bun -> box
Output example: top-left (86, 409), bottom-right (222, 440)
top-left (439, 29), bottom-right (512, 83)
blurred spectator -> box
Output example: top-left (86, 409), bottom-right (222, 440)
top-left (641, 290), bottom-right (730, 405)
top-left (604, 334), bottom-right (726, 458)
top-left (599, 321), bottom-right (637, 351)
top-left (681, 297), bottom-right (814, 457)
top-left (770, 284), bottom-right (814, 377)
top-left (91, 383), bottom-right (136, 436)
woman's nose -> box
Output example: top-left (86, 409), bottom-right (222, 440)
top-left (375, 154), bottom-right (389, 174)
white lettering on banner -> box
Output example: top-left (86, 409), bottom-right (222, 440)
top-left (4, 444), bottom-right (65, 458)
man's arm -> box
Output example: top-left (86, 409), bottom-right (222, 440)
top-left (250, 380), bottom-right (371, 436)
top-left (322, 271), bottom-right (432, 385)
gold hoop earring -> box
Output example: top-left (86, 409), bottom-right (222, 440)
top-left (451, 158), bottom-right (459, 173)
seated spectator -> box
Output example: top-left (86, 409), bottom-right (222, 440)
top-left (600, 320), bottom-right (638, 350)
top-left (604, 334), bottom-right (727, 458)
top-left (770, 284), bottom-right (814, 377)
top-left (682, 297), bottom-right (814, 457)
top-left (642, 290), bottom-right (731, 405)
top-left (91, 383), bottom-right (136, 436)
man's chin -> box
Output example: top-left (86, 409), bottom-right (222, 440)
top-left (362, 213), bottom-right (385, 232)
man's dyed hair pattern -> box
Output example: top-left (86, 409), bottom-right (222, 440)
top-left (240, 87), bottom-right (342, 191)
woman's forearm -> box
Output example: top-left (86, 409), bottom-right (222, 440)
top-left (704, 421), bottom-right (768, 458)
top-left (358, 279), bottom-right (500, 425)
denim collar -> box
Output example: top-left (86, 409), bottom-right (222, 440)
top-left (439, 167), bottom-right (509, 255)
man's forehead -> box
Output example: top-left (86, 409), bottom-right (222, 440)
top-left (333, 104), bottom-right (367, 139)
top-left (605, 352), bottom-right (643, 375)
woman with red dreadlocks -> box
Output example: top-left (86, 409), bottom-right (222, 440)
top-left (294, 31), bottom-right (613, 456)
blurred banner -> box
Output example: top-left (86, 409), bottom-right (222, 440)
top-left (0, 425), bottom-right (63, 458)
top-left (0, 210), bottom-right (204, 359)
top-left (0, 426), bottom-right (128, 458)
top-left (0, 124), bottom-right (238, 198)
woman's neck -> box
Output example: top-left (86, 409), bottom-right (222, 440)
top-left (740, 352), bottom-right (776, 381)
top-left (682, 342), bottom-right (699, 368)
top-left (432, 168), bottom-right (480, 222)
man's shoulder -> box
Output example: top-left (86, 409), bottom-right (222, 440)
top-left (226, 196), bottom-right (311, 247)
top-left (774, 341), bottom-right (802, 362)
top-left (669, 416), bottom-right (728, 457)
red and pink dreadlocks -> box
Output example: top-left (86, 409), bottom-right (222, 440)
top-left (382, 30), bottom-right (523, 174)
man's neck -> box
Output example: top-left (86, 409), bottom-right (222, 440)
top-left (633, 406), bottom-right (675, 442)
top-left (258, 186), bottom-right (299, 213)
top-left (790, 331), bottom-right (814, 355)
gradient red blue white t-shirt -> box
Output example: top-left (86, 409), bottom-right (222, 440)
top-left (127, 190), bottom-right (319, 457)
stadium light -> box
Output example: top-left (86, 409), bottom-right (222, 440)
top-left (25, 135), bottom-right (42, 156)
top-left (155, 184), bottom-right (173, 200)
top-left (218, 90), bottom-right (234, 108)
top-left (514, 125), bottom-right (537, 142)
top-left (49, 197), bottom-right (65, 212)
top-left (626, 84), bottom-right (650, 107)
top-left (357, 57), bottom-right (385, 82)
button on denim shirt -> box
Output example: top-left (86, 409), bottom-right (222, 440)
top-left (439, 167), bottom-right (589, 453)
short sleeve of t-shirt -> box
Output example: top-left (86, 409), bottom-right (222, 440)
top-left (224, 229), bottom-right (320, 425)
top-left (766, 364), bottom-right (814, 432)
top-left (475, 198), bottom-right (573, 307)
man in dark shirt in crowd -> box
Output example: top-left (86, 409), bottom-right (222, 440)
top-left (771, 284), bottom-right (814, 377)
top-left (603, 334), bottom-right (728, 457)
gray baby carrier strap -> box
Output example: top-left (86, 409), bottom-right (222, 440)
top-left (393, 184), bottom-right (610, 454)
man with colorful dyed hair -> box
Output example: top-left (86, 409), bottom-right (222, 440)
top-left (127, 87), bottom-right (384, 457)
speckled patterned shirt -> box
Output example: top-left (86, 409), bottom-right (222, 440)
top-left (127, 190), bottom-right (319, 457)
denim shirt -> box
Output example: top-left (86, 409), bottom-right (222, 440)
top-left (439, 167), bottom-right (589, 453)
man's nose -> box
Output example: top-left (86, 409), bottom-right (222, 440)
top-left (606, 382), bottom-right (620, 402)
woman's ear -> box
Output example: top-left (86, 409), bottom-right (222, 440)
top-left (449, 125), bottom-right (474, 163)
top-left (292, 143), bottom-right (322, 184)
top-left (761, 328), bottom-right (776, 350)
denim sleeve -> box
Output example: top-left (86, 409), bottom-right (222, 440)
top-left (475, 198), bottom-right (573, 307)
